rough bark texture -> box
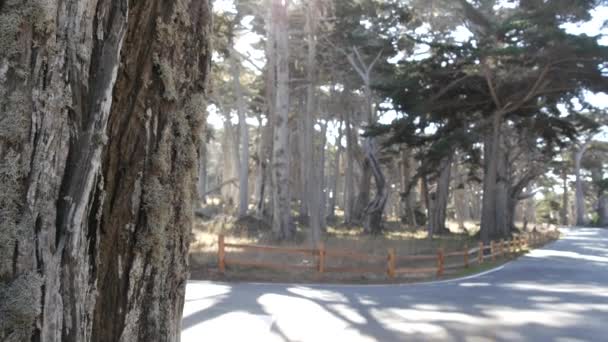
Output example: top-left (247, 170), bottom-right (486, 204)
top-left (400, 148), bottom-right (418, 226)
top-left (428, 155), bottom-right (452, 235)
top-left (480, 111), bottom-right (504, 243)
top-left (453, 159), bottom-right (470, 230)
top-left (328, 121), bottom-right (343, 219)
top-left (598, 193), bottom-right (608, 227)
top-left (560, 170), bottom-right (569, 225)
top-left (221, 116), bottom-right (239, 206)
top-left (343, 111), bottom-right (355, 223)
top-left (232, 54), bottom-right (249, 217)
top-left (574, 142), bottom-right (590, 226)
top-left (271, 0), bottom-right (292, 239)
top-left (310, 122), bottom-right (327, 244)
top-left (0, 0), bottom-right (211, 341)
top-left (254, 0), bottom-right (275, 219)
top-left (362, 138), bottom-right (387, 235)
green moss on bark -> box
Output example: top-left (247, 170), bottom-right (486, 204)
top-left (0, 1), bottom-right (52, 58)
top-left (0, 272), bottom-right (43, 342)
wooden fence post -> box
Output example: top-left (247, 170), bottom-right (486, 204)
top-left (436, 248), bottom-right (444, 277)
top-left (387, 248), bottom-right (396, 279)
top-left (318, 242), bottom-right (325, 274)
top-left (500, 239), bottom-right (505, 258)
top-left (478, 242), bottom-right (484, 264)
top-left (490, 241), bottom-right (495, 262)
top-left (464, 243), bottom-right (469, 268)
top-left (218, 234), bottom-right (225, 274)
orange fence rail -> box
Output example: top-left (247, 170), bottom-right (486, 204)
top-left (217, 232), bottom-right (556, 280)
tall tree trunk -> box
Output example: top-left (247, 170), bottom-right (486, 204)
top-left (231, 55), bottom-right (249, 217)
top-left (254, 111), bottom-right (273, 218)
top-left (354, 156), bottom-right (372, 221)
top-left (598, 193), bottom-right (608, 227)
top-left (453, 158), bottom-right (470, 231)
top-left (574, 141), bottom-right (590, 226)
top-left (221, 117), bottom-right (239, 206)
top-left (480, 111), bottom-right (504, 243)
top-left (254, 1), bottom-right (276, 219)
top-left (363, 139), bottom-right (388, 234)
top-left (428, 155), bottom-right (453, 235)
top-left (561, 170), bottom-right (569, 225)
top-left (495, 139), bottom-right (509, 235)
top-left (0, 1), bottom-right (210, 342)
top-left (198, 137), bottom-right (208, 206)
top-left (343, 112), bottom-right (355, 223)
top-left (271, 0), bottom-right (292, 239)
top-left (328, 121), bottom-right (343, 219)
top-left (399, 148), bottom-right (418, 226)
top-left (310, 122), bottom-right (327, 244)
top-left (523, 185), bottom-right (537, 230)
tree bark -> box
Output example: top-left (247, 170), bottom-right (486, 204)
top-left (271, 0), bottom-right (292, 239)
top-left (310, 122), bottom-right (327, 244)
top-left (231, 54), bottom-right (249, 217)
top-left (480, 110), bottom-right (504, 243)
top-left (221, 115), bottom-right (239, 206)
top-left (574, 141), bottom-right (590, 226)
top-left (560, 169), bottom-right (569, 225)
top-left (0, 1), bottom-right (210, 342)
top-left (343, 111), bottom-right (356, 223)
top-left (452, 157), bottom-right (470, 230)
top-left (198, 137), bottom-right (208, 205)
top-left (254, 1), bottom-right (276, 219)
top-left (495, 137), bottom-right (509, 235)
top-left (428, 155), bottom-right (452, 236)
top-left (400, 148), bottom-right (418, 226)
top-left (328, 121), bottom-right (343, 219)
top-left (363, 139), bottom-right (388, 235)
top-left (598, 193), bottom-right (608, 227)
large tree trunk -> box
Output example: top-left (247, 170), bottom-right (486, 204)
top-left (362, 139), bottom-right (388, 234)
top-left (231, 55), bottom-right (249, 217)
top-left (343, 112), bottom-right (356, 223)
top-left (310, 122), bottom-right (327, 244)
top-left (495, 139), bottom-right (509, 236)
top-left (271, 0), bottom-right (292, 239)
top-left (0, 1), bottom-right (210, 342)
top-left (400, 148), bottom-right (418, 226)
top-left (254, 1), bottom-right (276, 219)
top-left (560, 170), bottom-right (569, 225)
top-left (354, 157), bottom-right (372, 222)
top-left (522, 185), bottom-right (537, 231)
top-left (480, 111), bottom-right (504, 243)
top-left (574, 142), bottom-right (590, 226)
top-left (198, 137), bottom-right (208, 205)
top-left (428, 155), bottom-right (452, 236)
top-left (598, 193), bottom-right (608, 227)
top-left (453, 159), bottom-right (470, 231)
top-left (221, 116), bottom-right (239, 206)
top-left (328, 121), bottom-right (343, 219)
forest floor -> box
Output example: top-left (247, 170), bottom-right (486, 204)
top-left (189, 204), bottom-right (559, 283)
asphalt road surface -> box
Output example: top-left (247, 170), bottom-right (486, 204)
top-left (181, 228), bottom-right (608, 341)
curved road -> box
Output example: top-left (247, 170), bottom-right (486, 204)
top-left (181, 228), bottom-right (608, 341)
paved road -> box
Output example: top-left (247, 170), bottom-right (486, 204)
top-left (181, 228), bottom-right (608, 341)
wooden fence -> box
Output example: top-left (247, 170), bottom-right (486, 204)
top-left (217, 232), bottom-right (556, 279)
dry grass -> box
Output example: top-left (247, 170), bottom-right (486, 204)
top-left (188, 209), bottom-right (560, 283)
top-left (189, 215), bottom-right (481, 282)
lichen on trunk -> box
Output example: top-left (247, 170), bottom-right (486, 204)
top-left (0, 0), bottom-right (211, 341)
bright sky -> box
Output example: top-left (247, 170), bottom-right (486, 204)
top-left (208, 1), bottom-right (608, 137)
